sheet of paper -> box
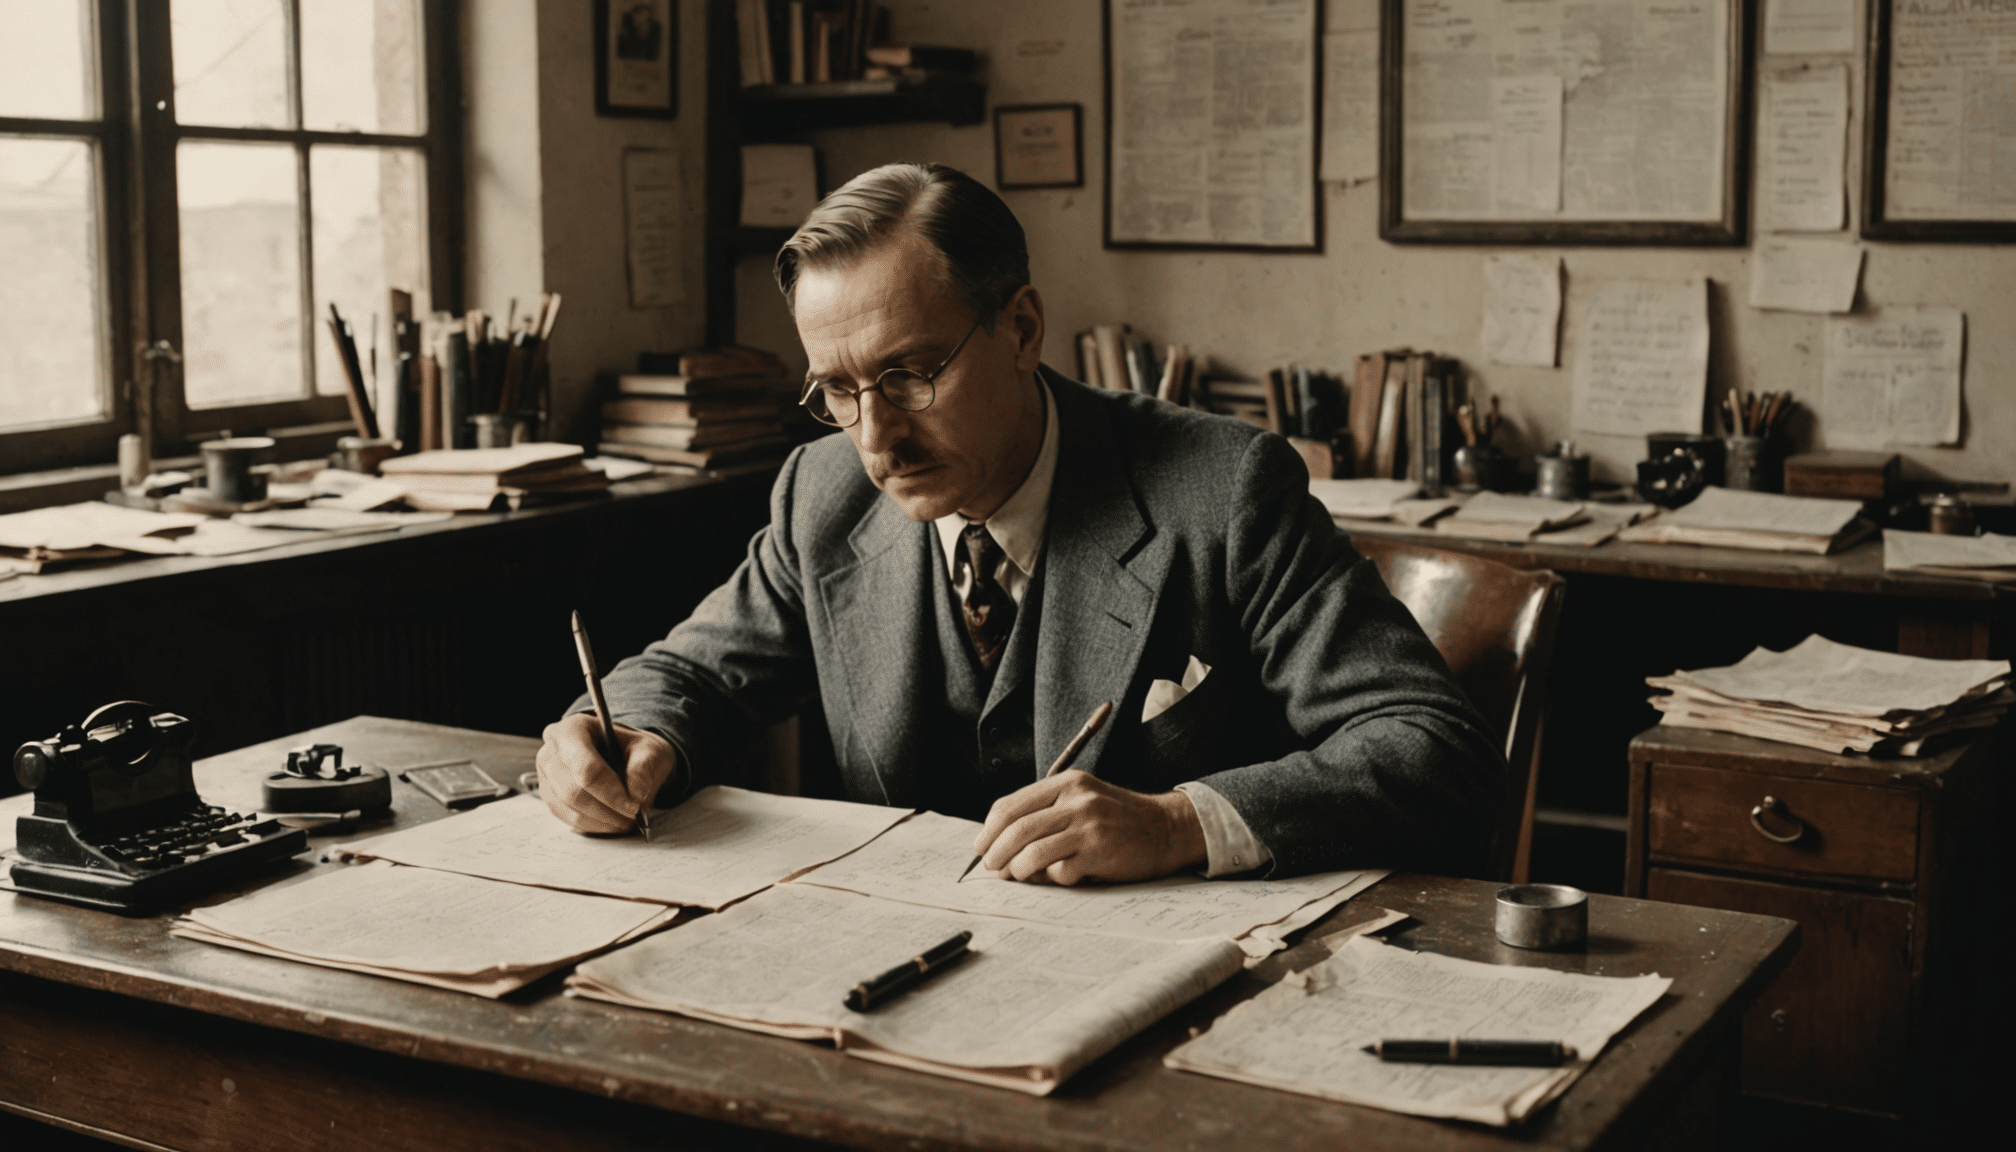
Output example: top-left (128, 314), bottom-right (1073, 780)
top-left (1674, 634), bottom-right (2008, 718)
top-left (571, 884), bottom-right (1246, 1095)
top-left (1765, 0), bottom-right (1856, 54)
top-left (1570, 278), bottom-right (1710, 438)
top-left (1403, 0), bottom-right (1727, 222)
top-left (1444, 492), bottom-right (1585, 528)
top-left (1320, 30), bottom-right (1381, 185)
top-left (1885, 529), bottom-right (2016, 572)
top-left (1757, 65), bottom-right (1848, 231)
top-left (1490, 75), bottom-right (1562, 213)
top-left (1166, 934), bottom-right (1671, 1127)
top-left (790, 811), bottom-right (1384, 947)
top-left (340, 787), bottom-right (912, 909)
top-left (1884, 0), bottom-right (2016, 222)
top-left (0, 502), bottom-right (205, 553)
top-left (1481, 255), bottom-right (1561, 367)
top-left (739, 143), bottom-right (818, 227)
top-left (1821, 307), bottom-right (1964, 448)
top-left (1109, 0), bottom-right (1318, 246)
top-left (1750, 238), bottom-right (1861, 313)
top-left (622, 148), bottom-right (686, 308)
top-left (1308, 478), bottom-right (1421, 520)
top-left (172, 860), bottom-right (683, 997)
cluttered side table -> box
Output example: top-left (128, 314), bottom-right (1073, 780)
top-left (1624, 723), bottom-right (2005, 1120)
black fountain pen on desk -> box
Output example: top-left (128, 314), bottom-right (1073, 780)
top-left (844, 931), bottom-right (974, 1012)
top-left (571, 610), bottom-right (651, 843)
top-left (1365, 1039), bottom-right (1575, 1066)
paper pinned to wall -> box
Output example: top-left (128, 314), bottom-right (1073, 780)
top-left (622, 148), bottom-right (686, 309)
top-left (1570, 278), bottom-right (1710, 438)
top-left (1757, 66), bottom-right (1848, 232)
top-left (1482, 254), bottom-right (1562, 367)
top-left (1765, 0), bottom-right (1856, 55)
top-left (1320, 31), bottom-right (1380, 185)
top-left (1822, 307), bottom-right (1965, 448)
top-left (1749, 238), bottom-right (1861, 313)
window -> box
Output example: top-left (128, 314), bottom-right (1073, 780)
top-left (0, 0), bottom-right (460, 475)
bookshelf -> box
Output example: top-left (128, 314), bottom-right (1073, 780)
top-left (702, 1), bottom-right (986, 346)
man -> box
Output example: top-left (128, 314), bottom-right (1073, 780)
top-left (538, 163), bottom-right (1501, 883)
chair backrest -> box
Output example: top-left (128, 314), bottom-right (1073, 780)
top-left (1352, 536), bottom-right (1567, 882)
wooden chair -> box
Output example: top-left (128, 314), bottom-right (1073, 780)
top-left (1352, 537), bottom-right (1567, 883)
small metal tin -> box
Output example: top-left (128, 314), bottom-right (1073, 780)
top-left (1535, 441), bottom-right (1589, 501)
top-left (1927, 494), bottom-right (1975, 536)
top-left (471, 413), bottom-right (519, 449)
top-left (1495, 883), bottom-right (1589, 950)
top-left (337, 435), bottom-right (398, 476)
top-left (200, 436), bottom-right (275, 503)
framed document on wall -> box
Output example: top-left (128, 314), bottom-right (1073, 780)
top-left (1863, 0), bottom-right (2016, 241)
top-left (596, 0), bottom-right (678, 119)
top-left (996, 104), bottom-right (1084, 189)
top-left (1380, 0), bottom-right (1752, 246)
top-left (1103, 0), bottom-right (1321, 252)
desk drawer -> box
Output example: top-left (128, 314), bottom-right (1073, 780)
top-left (1646, 763), bottom-right (1918, 883)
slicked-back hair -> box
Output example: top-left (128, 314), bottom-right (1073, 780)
top-left (774, 163), bottom-right (1029, 330)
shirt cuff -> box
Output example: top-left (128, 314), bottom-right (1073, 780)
top-left (1174, 782), bottom-right (1274, 877)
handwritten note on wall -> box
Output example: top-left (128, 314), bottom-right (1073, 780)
top-left (1571, 279), bottom-right (1710, 437)
top-left (1758, 66), bottom-right (1848, 232)
top-left (1482, 255), bottom-right (1562, 367)
top-left (1822, 308), bottom-right (1964, 448)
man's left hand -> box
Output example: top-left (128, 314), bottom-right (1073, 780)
top-left (970, 770), bottom-right (1207, 885)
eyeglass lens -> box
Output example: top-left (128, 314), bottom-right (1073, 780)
top-left (811, 369), bottom-right (933, 427)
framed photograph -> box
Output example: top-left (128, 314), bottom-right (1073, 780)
top-left (1862, 0), bottom-right (2016, 241)
top-left (995, 104), bottom-right (1083, 190)
top-left (1380, 0), bottom-right (1751, 246)
top-left (596, 0), bottom-right (678, 119)
top-left (1103, 0), bottom-right (1321, 252)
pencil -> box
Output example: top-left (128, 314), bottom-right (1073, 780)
top-left (571, 610), bottom-right (651, 841)
top-left (957, 700), bottom-right (1114, 882)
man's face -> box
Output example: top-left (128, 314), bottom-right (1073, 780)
top-left (793, 231), bottom-right (1042, 522)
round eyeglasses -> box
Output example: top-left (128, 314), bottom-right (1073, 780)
top-left (798, 317), bottom-right (984, 428)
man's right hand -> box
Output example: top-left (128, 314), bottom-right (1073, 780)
top-left (535, 714), bottom-right (679, 835)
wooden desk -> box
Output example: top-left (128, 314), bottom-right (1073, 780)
top-left (2, 718), bottom-right (1798, 1152)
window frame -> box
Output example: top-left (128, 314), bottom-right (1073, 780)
top-left (0, 0), bottom-right (462, 475)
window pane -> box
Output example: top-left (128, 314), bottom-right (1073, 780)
top-left (0, 138), bottom-right (104, 431)
top-left (302, 0), bottom-right (423, 135)
top-left (0, 0), bottom-right (94, 120)
top-left (172, 0), bottom-right (290, 129)
top-left (311, 145), bottom-right (426, 399)
top-left (179, 141), bottom-right (302, 407)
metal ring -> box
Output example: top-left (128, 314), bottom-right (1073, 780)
top-left (1749, 796), bottom-right (1805, 844)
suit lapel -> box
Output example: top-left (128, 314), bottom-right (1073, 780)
top-left (1032, 376), bottom-right (1170, 774)
top-left (818, 494), bottom-right (936, 805)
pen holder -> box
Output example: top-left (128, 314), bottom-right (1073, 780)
top-left (200, 437), bottom-right (274, 504)
top-left (1495, 884), bottom-right (1588, 950)
top-left (1721, 435), bottom-right (1776, 492)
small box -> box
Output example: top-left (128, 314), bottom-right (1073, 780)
top-left (1782, 450), bottom-right (1899, 501)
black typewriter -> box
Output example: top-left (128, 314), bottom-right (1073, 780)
top-left (9, 702), bottom-right (307, 912)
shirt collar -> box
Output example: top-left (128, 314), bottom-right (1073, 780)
top-left (934, 378), bottom-right (1058, 581)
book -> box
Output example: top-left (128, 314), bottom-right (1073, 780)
top-left (1262, 368), bottom-right (1288, 435)
top-left (381, 442), bottom-right (584, 478)
top-left (1371, 355), bottom-right (1409, 479)
top-left (641, 346), bottom-right (788, 378)
top-left (604, 396), bottom-right (778, 425)
top-left (1347, 353), bottom-right (1388, 480)
top-left (1421, 358), bottom-right (1453, 495)
top-left (862, 44), bottom-right (977, 71)
top-left (598, 436), bottom-right (791, 469)
top-left (1093, 325), bottom-right (1131, 393)
top-left (1127, 338), bottom-right (1160, 395)
top-left (1616, 487), bottom-right (1873, 555)
top-left (385, 463), bottom-right (608, 496)
top-left (1076, 330), bottom-right (1102, 388)
top-left (603, 420), bottom-right (784, 451)
top-left (615, 372), bottom-right (789, 398)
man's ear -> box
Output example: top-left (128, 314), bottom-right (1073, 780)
top-left (1008, 284), bottom-right (1046, 373)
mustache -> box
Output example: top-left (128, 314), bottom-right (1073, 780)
top-left (863, 439), bottom-right (938, 484)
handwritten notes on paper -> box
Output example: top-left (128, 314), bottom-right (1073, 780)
top-left (1320, 30), bottom-right (1380, 185)
top-left (1571, 279), bottom-right (1710, 438)
top-left (1758, 66), bottom-right (1848, 232)
top-left (1482, 255), bottom-right (1562, 366)
top-left (622, 148), bottom-right (685, 308)
top-left (1109, 0), bottom-right (1318, 246)
top-left (1822, 308), bottom-right (1964, 448)
top-left (1765, 0), bottom-right (1856, 55)
top-left (1884, 0), bottom-right (2016, 222)
top-left (1490, 76), bottom-right (1563, 213)
top-left (339, 787), bottom-right (912, 909)
top-left (1750, 238), bottom-right (1862, 313)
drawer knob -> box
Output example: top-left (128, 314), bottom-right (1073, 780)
top-left (1749, 796), bottom-right (1806, 845)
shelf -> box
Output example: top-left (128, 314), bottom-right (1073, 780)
top-left (737, 77), bottom-right (986, 136)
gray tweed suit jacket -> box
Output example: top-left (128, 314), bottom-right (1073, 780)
top-left (590, 368), bottom-right (1504, 878)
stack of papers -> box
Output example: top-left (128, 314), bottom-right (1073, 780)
top-left (1165, 934), bottom-right (1670, 1127)
top-left (1308, 479), bottom-right (1420, 520)
top-left (1434, 492), bottom-right (1590, 542)
top-left (0, 501), bottom-right (439, 572)
top-left (378, 443), bottom-right (612, 511)
top-left (1617, 487), bottom-right (1871, 554)
top-left (1649, 634), bottom-right (2011, 755)
top-left (1884, 529), bottom-right (2016, 583)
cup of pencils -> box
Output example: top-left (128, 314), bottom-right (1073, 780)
top-left (1721, 391), bottom-right (1793, 492)
top-left (1453, 396), bottom-right (1508, 492)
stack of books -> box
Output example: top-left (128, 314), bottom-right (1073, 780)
top-left (379, 443), bottom-right (609, 512)
top-left (1648, 634), bottom-right (2012, 756)
top-left (1348, 349), bottom-right (1461, 489)
top-left (600, 348), bottom-right (791, 472)
top-left (737, 1), bottom-right (979, 88)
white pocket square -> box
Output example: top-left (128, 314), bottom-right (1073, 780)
top-left (1142, 655), bottom-right (1212, 724)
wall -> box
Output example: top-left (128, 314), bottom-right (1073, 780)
top-left (466, 0), bottom-right (710, 443)
top-left (734, 0), bottom-right (2014, 485)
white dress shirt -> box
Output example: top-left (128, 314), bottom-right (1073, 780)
top-left (932, 381), bottom-right (1274, 877)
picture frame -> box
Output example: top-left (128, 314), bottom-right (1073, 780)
top-left (1379, 0), bottom-right (1752, 246)
top-left (595, 0), bottom-right (678, 120)
top-left (1102, 0), bottom-right (1322, 252)
top-left (1861, 0), bottom-right (2016, 242)
top-left (995, 104), bottom-right (1083, 190)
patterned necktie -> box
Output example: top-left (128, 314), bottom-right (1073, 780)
top-left (955, 523), bottom-right (1016, 674)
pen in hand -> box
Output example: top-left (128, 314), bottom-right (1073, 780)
top-left (957, 700), bottom-right (1113, 882)
top-left (571, 610), bottom-right (651, 842)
